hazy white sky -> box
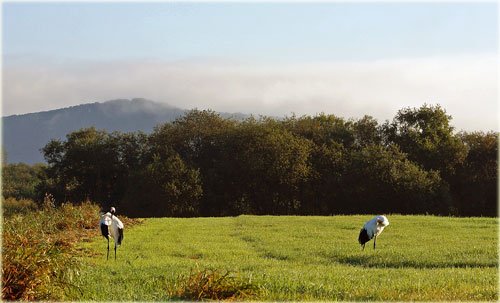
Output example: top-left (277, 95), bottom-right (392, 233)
top-left (3, 2), bottom-right (498, 131)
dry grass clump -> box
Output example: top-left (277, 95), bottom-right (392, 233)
top-left (2, 197), bottom-right (38, 217)
top-left (2, 198), bottom-right (102, 300)
top-left (168, 267), bottom-right (260, 301)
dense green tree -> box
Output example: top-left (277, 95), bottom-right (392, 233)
top-left (303, 141), bottom-right (347, 215)
top-left (283, 113), bottom-right (355, 148)
top-left (452, 132), bottom-right (498, 216)
top-left (152, 109), bottom-right (236, 162)
top-left (42, 128), bottom-right (118, 204)
top-left (384, 104), bottom-right (467, 180)
top-left (2, 163), bottom-right (46, 201)
top-left (352, 115), bottom-right (383, 148)
top-left (121, 150), bottom-right (202, 217)
top-left (150, 110), bottom-right (237, 215)
top-left (232, 119), bottom-right (313, 215)
top-left (41, 128), bottom-right (147, 208)
top-left (149, 153), bottom-right (202, 216)
top-left (343, 144), bottom-right (447, 214)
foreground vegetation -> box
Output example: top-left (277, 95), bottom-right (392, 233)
top-left (71, 215), bottom-right (497, 301)
top-left (2, 199), bottom-right (98, 300)
top-left (1, 199), bottom-right (139, 301)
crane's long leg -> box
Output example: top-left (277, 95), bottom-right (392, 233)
top-left (114, 243), bottom-right (117, 260)
top-left (373, 236), bottom-right (377, 250)
top-left (107, 238), bottom-right (110, 260)
top-left (362, 243), bottom-right (365, 250)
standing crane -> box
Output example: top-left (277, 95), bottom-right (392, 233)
top-left (100, 207), bottom-right (124, 260)
top-left (358, 215), bottom-right (389, 250)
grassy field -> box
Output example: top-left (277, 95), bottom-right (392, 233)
top-left (70, 215), bottom-right (498, 301)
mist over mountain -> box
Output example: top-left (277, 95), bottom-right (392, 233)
top-left (2, 98), bottom-right (247, 164)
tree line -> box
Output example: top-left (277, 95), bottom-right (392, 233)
top-left (2, 104), bottom-right (497, 217)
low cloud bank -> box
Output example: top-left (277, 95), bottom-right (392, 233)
top-left (3, 54), bottom-right (497, 131)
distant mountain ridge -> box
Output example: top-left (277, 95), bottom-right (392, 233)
top-left (2, 99), bottom-right (247, 164)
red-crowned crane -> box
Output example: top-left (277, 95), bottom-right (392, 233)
top-left (100, 207), bottom-right (124, 260)
top-left (358, 215), bottom-right (389, 250)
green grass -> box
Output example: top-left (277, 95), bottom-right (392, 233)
top-left (69, 215), bottom-right (498, 301)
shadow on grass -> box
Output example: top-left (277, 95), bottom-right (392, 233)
top-left (261, 251), bottom-right (290, 261)
top-left (323, 253), bottom-right (498, 269)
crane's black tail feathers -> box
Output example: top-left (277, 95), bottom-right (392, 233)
top-left (358, 228), bottom-right (370, 246)
top-left (100, 223), bottom-right (109, 239)
top-left (117, 228), bottom-right (124, 245)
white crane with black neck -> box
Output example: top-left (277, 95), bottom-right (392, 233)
top-left (100, 207), bottom-right (124, 260)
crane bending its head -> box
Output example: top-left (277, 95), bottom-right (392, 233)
top-left (358, 215), bottom-right (389, 250)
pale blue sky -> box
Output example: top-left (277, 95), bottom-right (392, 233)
top-left (2, 2), bottom-right (498, 131)
top-left (4, 2), bottom-right (497, 62)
